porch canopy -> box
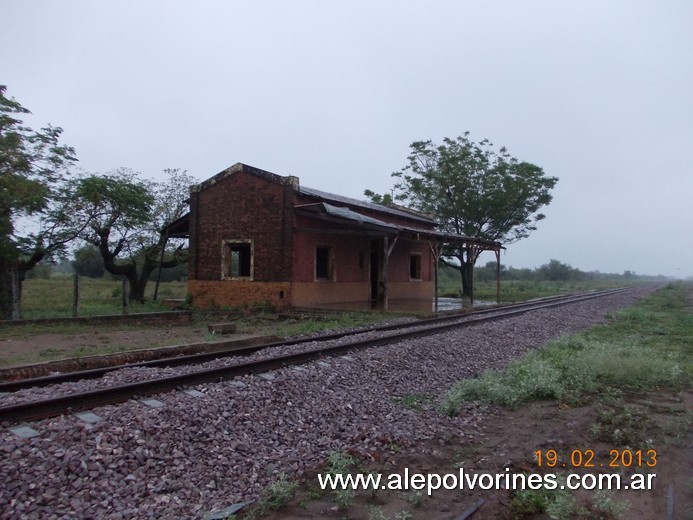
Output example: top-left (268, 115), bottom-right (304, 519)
top-left (294, 202), bottom-right (503, 309)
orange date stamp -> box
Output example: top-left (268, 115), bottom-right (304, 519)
top-left (534, 449), bottom-right (657, 469)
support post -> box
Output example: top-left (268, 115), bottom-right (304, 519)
top-left (381, 235), bottom-right (398, 311)
top-left (382, 237), bottom-right (389, 310)
top-left (153, 230), bottom-right (168, 301)
top-left (495, 249), bottom-right (501, 304)
top-left (10, 268), bottom-right (20, 321)
top-left (428, 241), bottom-right (440, 313)
top-left (434, 246), bottom-right (439, 314)
top-left (122, 278), bottom-right (129, 315)
top-left (469, 245), bottom-right (475, 309)
top-left (72, 275), bottom-right (80, 317)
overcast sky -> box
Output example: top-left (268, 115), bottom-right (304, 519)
top-left (2, 0), bottom-right (691, 278)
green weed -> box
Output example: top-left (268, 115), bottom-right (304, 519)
top-left (257, 474), bottom-right (298, 511)
top-left (590, 402), bottom-right (654, 446)
top-left (443, 282), bottom-right (692, 415)
top-left (398, 393), bottom-right (431, 412)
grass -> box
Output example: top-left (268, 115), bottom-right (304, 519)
top-left (589, 401), bottom-right (655, 446)
top-left (17, 275), bottom-right (639, 321)
top-left (235, 310), bottom-right (397, 338)
top-left (397, 393), bottom-right (431, 412)
top-left (508, 484), bottom-right (629, 519)
top-left (443, 282), bottom-right (692, 414)
top-left (243, 475), bottom-right (299, 519)
top-left (442, 281), bottom-right (690, 519)
top-left (439, 277), bottom-right (636, 302)
top-left (18, 276), bottom-right (187, 319)
top-left (326, 451), bottom-right (358, 510)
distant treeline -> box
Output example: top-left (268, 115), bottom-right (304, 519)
top-left (30, 250), bottom-right (664, 287)
top-left (26, 245), bottom-right (188, 283)
top-left (443, 258), bottom-right (666, 285)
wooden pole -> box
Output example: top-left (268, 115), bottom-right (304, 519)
top-left (429, 241), bottom-right (440, 313)
top-left (72, 274), bottom-right (80, 317)
top-left (495, 249), bottom-right (501, 304)
top-left (122, 278), bottom-right (129, 315)
top-left (382, 237), bottom-right (389, 310)
top-left (153, 230), bottom-right (168, 301)
top-left (469, 245), bottom-right (475, 309)
top-left (10, 268), bottom-right (20, 321)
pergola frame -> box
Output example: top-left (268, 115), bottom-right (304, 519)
top-left (426, 234), bottom-right (503, 312)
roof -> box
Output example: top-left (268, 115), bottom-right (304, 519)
top-left (191, 163), bottom-right (299, 194)
top-left (298, 185), bottom-right (434, 226)
top-left (166, 162), bottom-right (502, 251)
top-left (189, 162), bottom-right (434, 226)
top-left (295, 202), bottom-right (503, 251)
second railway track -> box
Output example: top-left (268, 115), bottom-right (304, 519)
top-left (0, 287), bottom-right (635, 424)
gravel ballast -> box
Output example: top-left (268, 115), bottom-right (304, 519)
top-left (0, 286), bottom-right (657, 519)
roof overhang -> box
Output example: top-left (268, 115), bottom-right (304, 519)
top-left (163, 213), bottom-right (190, 238)
top-left (295, 203), bottom-right (503, 251)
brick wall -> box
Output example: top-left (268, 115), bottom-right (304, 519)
top-left (292, 216), bottom-right (371, 283)
top-left (187, 164), bottom-right (438, 311)
top-left (387, 237), bottom-right (433, 282)
top-left (190, 166), bottom-right (294, 282)
top-left (291, 282), bottom-right (370, 307)
top-left (388, 281), bottom-right (434, 300)
top-left (189, 280), bottom-right (292, 310)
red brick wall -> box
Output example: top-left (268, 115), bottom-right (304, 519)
top-left (292, 215), bottom-right (371, 283)
top-left (292, 282), bottom-right (370, 307)
top-left (387, 238), bottom-right (433, 283)
top-left (189, 280), bottom-right (291, 310)
top-left (190, 168), bottom-right (293, 282)
top-left (187, 166), bottom-right (437, 310)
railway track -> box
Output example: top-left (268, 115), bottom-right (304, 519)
top-left (0, 287), bottom-right (634, 424)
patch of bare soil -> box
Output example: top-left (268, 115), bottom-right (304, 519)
top-left (0, 325), bottom-right (209, 368)
top-left (252, 390), bottom-right (691, 519)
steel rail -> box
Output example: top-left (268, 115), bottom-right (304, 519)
top-left (0, 287), bottom-right (635, 423)
top-left (0, 287), bottom-right (630, 393)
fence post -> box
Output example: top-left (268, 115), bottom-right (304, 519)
top-left (11, 268), bottom-right (20, 321)
top-left (72, 274), bottom-right (80, 317)
top-left (122, 278), bottom-right (129, 315)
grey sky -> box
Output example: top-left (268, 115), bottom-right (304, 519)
top-left (2, 0), bottom-right (691, 278)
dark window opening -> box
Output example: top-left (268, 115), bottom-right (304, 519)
top-left (224, 241), bottom-right (252, 279)
top-left (316, 246), bottom-right (332, 280)
top-left (410, 254), bottom-right (422, 280)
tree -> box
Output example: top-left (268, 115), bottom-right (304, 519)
top-left (0, 85), bottom-right (80, 319)
top-left (538, 259), bottom-right (573, 281)
top-left (369, 133), bottom-right (558, 296)
top-left (70, 168), bottom-right (194, 301)
top-left (71, 244), bottom-right (105, 278)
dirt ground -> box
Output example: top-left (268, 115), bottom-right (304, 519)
top-left (1, 312), bottom-right (690, 519)
top-left (251, 391), bottom-right (691, 520)
top-left (0, 324), bottom-right (211, 368)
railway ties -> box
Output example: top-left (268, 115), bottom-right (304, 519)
top-left (0, 286), bottom-right (636, 428)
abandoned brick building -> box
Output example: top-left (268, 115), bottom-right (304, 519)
top-left (167, 163), bottom-right (500, 311)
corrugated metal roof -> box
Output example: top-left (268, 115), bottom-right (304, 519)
top-left (321, 203), bottom-right (398, 230)
top-left (298, 186), bottom-right (434, 226)
top-left (298, 202), bottom-right (502, 250)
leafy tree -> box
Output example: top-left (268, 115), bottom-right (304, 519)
top-left (369, 133), bottom-right (558, 296)
top-left (69, 168), bottom-right (194, 301)
top-left (363, 190), bottom-right (393, 206)
top-left (538, 259), bottom-right (573, 281)
top-left (71, 244), bottom-right (105, 278)
top-left (0, 85), bottom-right (81, 319)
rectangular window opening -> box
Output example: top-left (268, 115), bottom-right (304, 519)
top-left (316, 246), bottom-right (333, 280)
top-left (223, 240), bottom-right (253, 279)
top-left (410, 254), bottom-right (422, 281)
